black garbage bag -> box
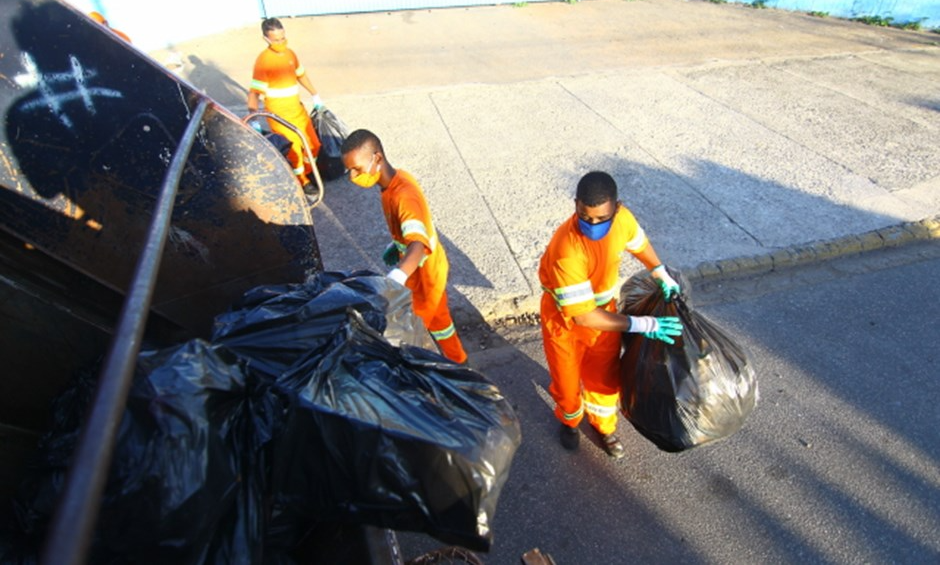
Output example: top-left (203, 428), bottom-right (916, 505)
top-left (1, 364), bottom-right (99, 564)
top-left (311, 107), bottom-right (349, 181)
top-left (91, 341), bottom-right (278, 564)
top-left (211, 271), bottom-right (437, 380)
top-left (265, 132), bottom-right (292, 158)
top-left (619, 269), bottom-right (758, 452)
top-left (268, 309), bottom-right (521, 552)
top-left (3, 341), bottom-right (280, 564)
top-left (3, 272), bottom-right (517, 561)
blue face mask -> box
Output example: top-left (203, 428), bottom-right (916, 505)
top-left (578, 217), bottom-right (613, 241)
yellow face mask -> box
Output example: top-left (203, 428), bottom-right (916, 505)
top-left (268, 40), bottom-right (288, 53)
top-left (351, 155), bottom-right (381, 188)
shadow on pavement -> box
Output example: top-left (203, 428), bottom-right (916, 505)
top-left (184, 54), bottom-right (248, 112)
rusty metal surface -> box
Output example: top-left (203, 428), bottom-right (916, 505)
top-left (0, 0), bottom-right (321, 336)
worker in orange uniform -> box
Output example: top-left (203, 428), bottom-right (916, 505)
top-left (247, 17), bottom-right (322, 195)
top-left (88, 11), bottom-right (132, 43)
top-left (539, 171), bottom-right (683, 459)
top-left (340, 129), bottom-right (468, 364)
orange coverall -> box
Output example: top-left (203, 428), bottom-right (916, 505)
top-left (88, 11), bottom-right (131, 43)
top-left (250, 48), bottom-right (320, 185)
top-left (538, 205), bottom-right (651, 435)
top-left (383, 170), bottom-right (467, 364)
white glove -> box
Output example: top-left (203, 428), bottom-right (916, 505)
top-left (628, 316), bottom-right (658, 334)
top-left (386, 268), bottom-right (408, 286)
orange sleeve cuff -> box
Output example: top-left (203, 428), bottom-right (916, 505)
top-left (560, 300), bottom-right (596, 320)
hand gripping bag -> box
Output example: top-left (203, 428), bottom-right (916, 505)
top-left (619, 269), bottom-right (758, 452)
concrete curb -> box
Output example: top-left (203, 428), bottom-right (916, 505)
top-left (685, 215), bottom-right (940, 285)
top-left (468, 215), bottom-right (940, 328)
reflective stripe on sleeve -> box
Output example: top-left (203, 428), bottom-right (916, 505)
top-left (551, 281), bottom-right (594, 307)
top-left (250, 79), bottom-right (268, 93)
top-left (625, 226), bottom-right (648, 253)
top-left (295, 64), bottom-right (305, 77)
top-left (401, 219), bottom-right (429, 240)
top-left (393, 236), bottom-right (435, 268)
top-left (594, 286), bottom-right (617, 306)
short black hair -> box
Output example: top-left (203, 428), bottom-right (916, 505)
top-left (341, 128), bottom-right (385, 156)
top-left (576, 171), bottom-right (617, 207)
top-left (261, 18), bottom-right (283, 36)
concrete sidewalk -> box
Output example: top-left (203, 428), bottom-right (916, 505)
top-left (152, 0), bottom-right (940, 326)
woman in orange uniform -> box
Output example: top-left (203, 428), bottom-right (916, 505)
top-left (340, 129), bottom-right (468, 364)
top-left (247, 18), bottom-right (322, 194)
top-left (539, 171), bottom-right (682, 458)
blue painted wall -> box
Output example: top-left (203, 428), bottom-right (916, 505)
top-left (261, 0), bottom-right (555, 18)
top-left (729, 0), bottom-right (939, 29)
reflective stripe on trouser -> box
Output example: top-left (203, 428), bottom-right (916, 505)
top-left (412, 277), bottom-right (467, 364)
top-left (541, 293), bottom-right (621, 435)
top-left (266, 103), bottom-right (321, 185)
top-left (559, 402), bottom-right (584, 423)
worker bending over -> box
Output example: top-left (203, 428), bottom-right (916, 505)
top-left (341, 129), bottom-right (468, 364)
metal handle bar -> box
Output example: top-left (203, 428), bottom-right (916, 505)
top-left (40, 98), bottom-right (210, 565)
top-left (242, 111), bottom-right (325, 208)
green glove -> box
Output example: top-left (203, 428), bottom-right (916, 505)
top-left (382, 243), bottom-right (400, 267)
top-left (628, 316), bottom-right (684, 345)
top-left (652, 265), bottom-right (681, 301)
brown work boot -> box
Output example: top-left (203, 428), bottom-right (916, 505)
top-left (559, 424), bottom-right (579, 451)
top-left (601, 432), bottom-right (625, 459)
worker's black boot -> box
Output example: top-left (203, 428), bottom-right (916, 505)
top-left (559, 424), bottom-right (579, 451)
top-left (601, 432), bottom-right (625, 459)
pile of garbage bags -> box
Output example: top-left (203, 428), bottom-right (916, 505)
top-left (2, 271), bottom-right (521, 563)
top-left (619, 268), bottom-right (758, 452)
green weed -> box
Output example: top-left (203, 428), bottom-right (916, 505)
top-left (895, 18), bottom-right (925, 30)
top-left (751, 0), bottom-right (768, 9)
top-left (852, 15), bottom-right (893, 26)
top-left (852, 14), bottom-right (929, 31)
top-left (807, 11), bottom-right (828, 18)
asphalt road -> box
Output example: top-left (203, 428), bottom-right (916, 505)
top-left (397, 241), bottom-right (940, 564)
